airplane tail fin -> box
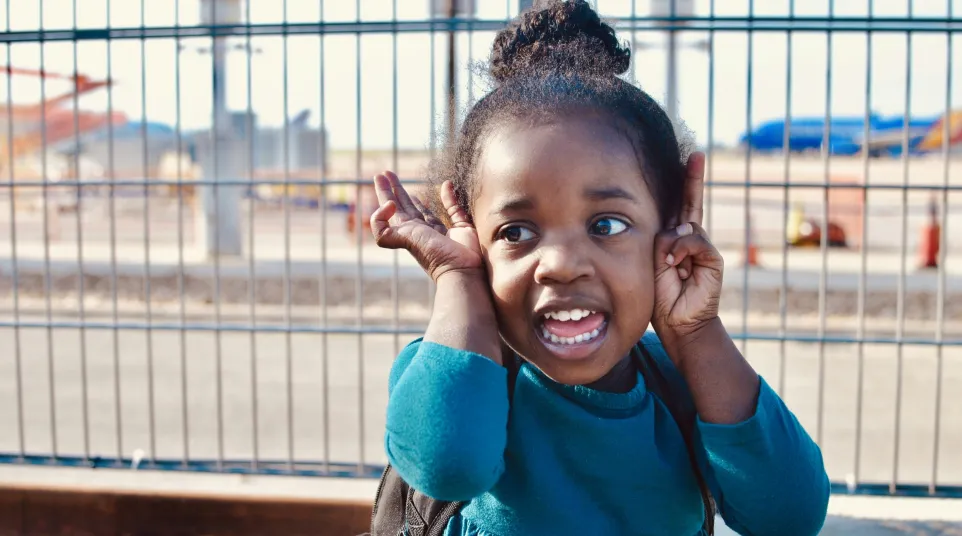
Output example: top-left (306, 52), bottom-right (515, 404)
top-left (917, 110), bottom-right (962, 152)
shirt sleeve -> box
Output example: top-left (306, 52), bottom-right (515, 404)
top-left (697, 377), bottom-right (831, 536)
top-left (384, 338), bottom-right (509, 502)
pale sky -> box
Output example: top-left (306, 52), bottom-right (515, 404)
top-left (0, 0), bottom-right (960, 150)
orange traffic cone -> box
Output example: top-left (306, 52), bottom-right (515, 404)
top-left (743, 215), bottom-right (761, 268)
top-left (918, 195), bottom-right (941, 269)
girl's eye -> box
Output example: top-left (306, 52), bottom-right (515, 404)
top-left (590, 217), bottom-right (629, 236)
top-left (498, 225), bottom-right (536, 243)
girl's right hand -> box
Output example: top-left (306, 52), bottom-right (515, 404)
top-left (370, 171), bottom-right (484, 282)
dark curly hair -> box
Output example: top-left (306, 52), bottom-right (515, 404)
top-left (426, 0), bottom-right (693, 231)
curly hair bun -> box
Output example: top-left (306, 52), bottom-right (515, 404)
top-left (490, 0), bottom-right (631, 84)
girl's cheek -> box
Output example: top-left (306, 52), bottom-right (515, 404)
top-left (489, 263), bottom-right (530, 306)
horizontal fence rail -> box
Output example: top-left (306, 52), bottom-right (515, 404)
top-left (0, 0), bottom-right (960, 500)
top-left (1, 17), bottom-right (962, 44)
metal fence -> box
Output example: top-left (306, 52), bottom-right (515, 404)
top-left (0, 0), bottom-right (960, 499)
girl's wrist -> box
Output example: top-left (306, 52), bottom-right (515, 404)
top-left (658, 316), bottom-right (726, 369)
top-left (662, 317), bottom-right (760, 424)
top-left (424, 269), bottom-right (503, 364)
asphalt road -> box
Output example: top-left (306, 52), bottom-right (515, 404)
top-left (1, 312), bottom-right (961, 490)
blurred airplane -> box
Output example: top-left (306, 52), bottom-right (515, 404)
top-left (740, 110), bottom-right (962, 157)
top-left (0, 66), bottom-right (127, 173)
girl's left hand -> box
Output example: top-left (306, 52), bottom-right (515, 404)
top-left (651, 152), bottom-right (725, 343)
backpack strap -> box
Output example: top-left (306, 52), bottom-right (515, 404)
top-left (370, 463), bottom-right (463, 536)
top-left (504, 349), bottom-right (523, 405)
top-left (633, 338), bottom-right (716, 535)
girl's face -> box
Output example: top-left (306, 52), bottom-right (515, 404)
top-left (472, 115), bottom-right (662, 386)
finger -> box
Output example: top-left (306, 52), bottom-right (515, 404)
top-left (675, 222), bottom-right (697, 278)
top-left (686, 221), bottom-right (713, 243)
top-left (656, 222), bottom-right (717, 266)
top-left (370, 201), bottom-right (406, 249)
top-left (677, 256), bottom-right (693, 280)
top-left (664, 233), bottom-right (723, 272)
top-left (384, 171), bottom-right (422, 220)
top-left (680, 152), bottom-right (706, 228)
top-left (441, 180), bottom-right (472, 228)
top-left (372, 173), bottom-right (398, 207)
top-left (655, 222), bottom-right (694, 259)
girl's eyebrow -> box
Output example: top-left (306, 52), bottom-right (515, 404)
top-left (489, 186), bottom-right (637, 217)
top-left (488, 197), bottom-right (534, 217)
top-left (584, 186), bottom-right (637, 202)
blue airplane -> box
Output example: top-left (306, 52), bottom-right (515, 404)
top-left (739, 111), bottom-right (960, 157)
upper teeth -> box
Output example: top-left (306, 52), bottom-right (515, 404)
top-left (544, 309), bottom-right (594, 322)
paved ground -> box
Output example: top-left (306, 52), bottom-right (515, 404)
top-left (1, 309), bottom-right (961, 492)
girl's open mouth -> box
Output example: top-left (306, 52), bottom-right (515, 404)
top-left (537, 309), bottom-right (609, 360)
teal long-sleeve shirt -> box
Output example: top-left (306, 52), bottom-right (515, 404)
top-left (384, 333), bottom-right (830, 536)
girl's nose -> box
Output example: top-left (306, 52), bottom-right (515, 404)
top-left (533, 241), bottom-right (596, 285)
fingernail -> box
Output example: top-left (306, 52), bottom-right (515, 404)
top-left (666, 253), bottom-right (675, 266)
top-left (676, 223), bottom-right (692, 236)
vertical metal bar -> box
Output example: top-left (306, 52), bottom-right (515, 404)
top-left (446, 0), bottom-right (456, 144)
top-left (282, 0), bottom-right (295, 473)
top-left (467, 8), bottom-right (474, 106)
top-left (777, 0), bottom-right (794, 397)
top-left (106, 0), bottom-right (123, 463)
top-left (930, 1), bottom-right (952, 495)
top-left (630, 0), bottom-right (636, 84)
top-left (740, 0), bottom-right (753, 355)
top-left (140, 0), bottom-right (157, 466)
top-left (174, 0), bottom-right (190, 470)
top-left (355, 0), bottom-right (366, 474)
top-left (210, 0), bottom-right (225, 472)
top-left (853, 0), bottom-right (873, 486)
top-left (891, 0), bottom-right (913, 493)
top-left (5, 0), bottom-right (25, 460)
top-left (391, 0), bottom-right (400, 358)
top-left (70, 0), bottom-right (90, 463)
top-left (930, 2), bottom-right (952, 494)
top-left (319, 0), bottom-right (330, 475)
top-left (38, 0), bottom-right (58, 458)
top-left (665, 0), bottom-right (677, 124)
top-left (705, 0), bottom-right (715, 236)
top-left (816, 0), bottom-right (834, 447)
top-left (246, 0), bottom-right (259, 474)
top-left (427, 3), bottom-right (438, 313)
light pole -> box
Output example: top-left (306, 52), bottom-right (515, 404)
top-left (196, 0), bottom-right (243, 258)
top-left (647, 0), bottom-right (697, 127)
top-left (431, 0), bottom-right (476, 138)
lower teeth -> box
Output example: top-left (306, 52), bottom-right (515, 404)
top-left (543, 327), bottom-right (602, 346)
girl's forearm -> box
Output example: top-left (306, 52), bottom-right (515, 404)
top-left (662, 317), bottom-right (759, 424)
top-left (423, 270), bottom-right (503, 365)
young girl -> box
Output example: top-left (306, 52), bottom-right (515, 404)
top-left (368, 1), bottom-right (830, 534)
